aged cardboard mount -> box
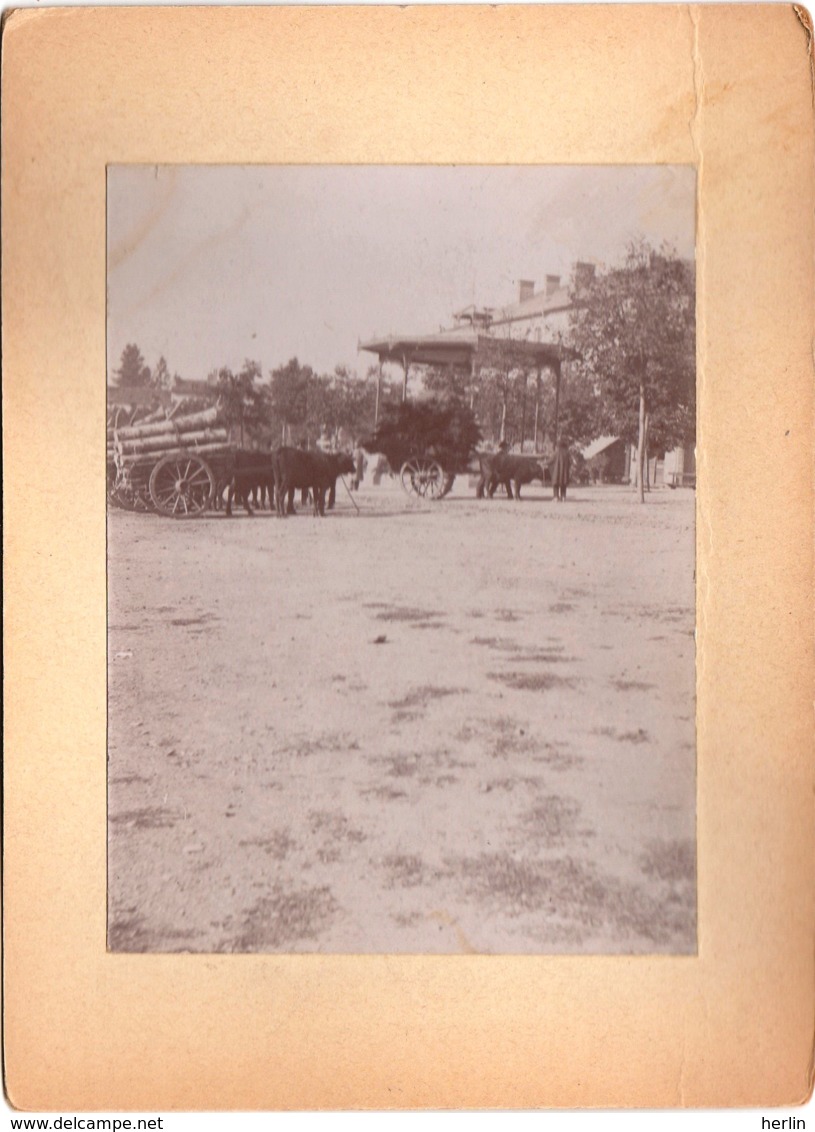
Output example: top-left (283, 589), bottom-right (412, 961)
top-left (3, 4), bottom-right (814, 1110)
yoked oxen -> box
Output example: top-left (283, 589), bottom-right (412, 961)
top-left (476, 452), bottom-right (548, 500)
top-left (225, 450), bottom-right (275, 517)
top-left (272, 447), bottom-right (355, 517)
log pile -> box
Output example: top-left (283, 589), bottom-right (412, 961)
top-left (108, 407), bottom-right (230, 468)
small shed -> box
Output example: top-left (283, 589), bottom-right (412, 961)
top-left (581, 436), bottom-right (629, 483)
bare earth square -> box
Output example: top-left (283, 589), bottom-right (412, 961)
top-left (107, 482), bottom-right (696, 954)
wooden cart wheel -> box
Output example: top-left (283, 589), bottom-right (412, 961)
top-left (440, 472), bottom-right (456, 498)
top-left (400, 459), bottom-right (421, 496)
top-left (149, 453), bottom-right (215, 517)
top-left (421, 459), bottom-right (445, 499)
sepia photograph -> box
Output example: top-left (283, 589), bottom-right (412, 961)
top-left (7, 0), bottom-right (814, 1111)
top-left (106, 163), bottom-right (697, 956)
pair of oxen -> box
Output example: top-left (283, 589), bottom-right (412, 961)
top-left (222, 447), bottom-right (355, 518)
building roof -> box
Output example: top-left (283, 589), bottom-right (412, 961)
top-left (582, 435), bottom-right (620, 460)
top-left (487, 284), bottom-right (572, 327)
top-left (359, 329), bottom-right (569, 370)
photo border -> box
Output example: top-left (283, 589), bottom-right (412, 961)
top-left (4, 4), bottom-right (814, 1109)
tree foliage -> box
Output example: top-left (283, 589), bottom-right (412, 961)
top-left (213, 359), bottom-right (266, 445)
top-left (114, 343), bottom-right (152, 388)
top-left (151, 356), bottom-right (173, 393)
top-left (567, 240), bottom-right (695, 498)
top-left (540, 364), bottom-right (600, 449)
top-left (269, 357), bottom-right (313, 441)
top-left (307, 365), bottom-right (378, 441)
top-left (423, 365), bottom-right (473, 404)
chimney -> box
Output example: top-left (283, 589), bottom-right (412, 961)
top-left (574, 262), bottom-right (596, 289)
top-left (518, 279), bottom-right (535, 303)
top-left (545, 274), bottom-right (561, 297)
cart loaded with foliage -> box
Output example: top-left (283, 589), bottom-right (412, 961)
top-left (361, 400), bottom-right (481, 500)
top-left (107, 405), bottom-right (235, 517)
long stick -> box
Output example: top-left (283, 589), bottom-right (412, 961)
top-left (339, 475), bottom-right (360, 514)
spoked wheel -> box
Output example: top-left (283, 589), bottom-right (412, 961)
top-left (421, 460), bottom-right (445, 499)
top-left (149, 453), bottom-right (215, 518)
top-left (399, 458), bottom-right (445, 499)
top-left (440, 473), bottom-right (456, 498)
top-left (400, 458), bottom-right (421, 496)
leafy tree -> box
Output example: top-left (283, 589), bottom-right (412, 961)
top-left (269, 357), bottom-right (314, 444)
top-left (423, 365), bottom-right (472, 405)
top-left (114, 343), bottom-right (152, 388)
top-left (567, 240), bottom-right (695, 502)
top-left (471, 338), bottom-right (538, 447)
top-left (535, 363), bottom-right (600, 451)
top-left (213, 359), bottom-right (267, 446)
top-left (151, 356), bottom-right (173, 393)
top-left (326, 365), bottom-right (380, 441)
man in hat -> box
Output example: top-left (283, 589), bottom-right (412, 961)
top-left (552, 437), bottom-right (571, 502)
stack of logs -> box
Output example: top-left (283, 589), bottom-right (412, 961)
top-left (108, 406), bottom-right (230, 468)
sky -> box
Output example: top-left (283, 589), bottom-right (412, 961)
top-left (107, 164), bottom-right (696, 383)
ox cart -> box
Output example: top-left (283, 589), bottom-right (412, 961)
top-left (362, 400), bottom-right (481, 502)
top-left (107, 406), bottom-right (235, 517)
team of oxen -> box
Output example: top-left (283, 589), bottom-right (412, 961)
top-left (217, 445), bottom-right (556, 517)
top-left (215, 447), bottom-right (354, 517)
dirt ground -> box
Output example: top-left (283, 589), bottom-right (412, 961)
top-left (107, 477), bottom-right (696, 954)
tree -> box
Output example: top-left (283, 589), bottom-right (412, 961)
top-left (151, 356), bottom-right (173, 393)
top-left (269, 357), bottom-right (313, 444)
top-left (114, 343), bottom-right (151, 388)
top-left (327, 367), bottom-right (379, 441)
top-left (535, 363), bottom-right (600, 451)
top-left (214, 359), bottom-right (267, 446)
top-left (423, 365), bottom-right (472, 405)
top-left (567, 240), bottom-right (695, 502)
top-left (472, 338), bottom-right (537, 447)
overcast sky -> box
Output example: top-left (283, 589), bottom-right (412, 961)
top-left (107, 165), bottom-right (695, 382)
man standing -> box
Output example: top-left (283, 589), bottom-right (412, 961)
top-left (552, 437), bottom-right (570, 502)
top-left (352, 442), bottom-right (366, 490)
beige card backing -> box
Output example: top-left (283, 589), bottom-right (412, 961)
top-left (3, 3), bottom-right (814, 1110)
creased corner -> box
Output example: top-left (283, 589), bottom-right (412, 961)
top-left (793, 4), bottom-right (815, 109)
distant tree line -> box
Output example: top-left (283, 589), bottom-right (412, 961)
top-left (111, 345), bottom-right (402, 448)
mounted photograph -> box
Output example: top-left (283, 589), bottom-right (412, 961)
top-left (106, 164), bottom-right (697, 955)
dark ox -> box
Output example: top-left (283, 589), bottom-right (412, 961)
top-left (224, 450), bottom-right (275, 517)
top-left (272, 447), bottom-right (355, 517)
top-left (476, 453), bottom-right (547, 500)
